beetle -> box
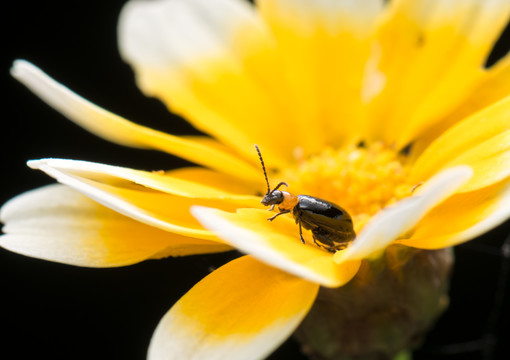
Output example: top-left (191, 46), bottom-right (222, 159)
top-left (255, 145), bottom-right (356, 253)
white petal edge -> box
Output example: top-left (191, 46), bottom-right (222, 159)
top-left (28, 160), bottom-right (214, 239)
top-left (27, 158), bottom-right (259, 203)
top-left (10, 60), bottom-right (260, 181)
top-left (191, 206), bottom-right (340, 287)
top-left (334, 165), bottom-right (474, 263)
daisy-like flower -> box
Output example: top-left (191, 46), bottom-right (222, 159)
top-left (2, 0), bottom-right (510, 359)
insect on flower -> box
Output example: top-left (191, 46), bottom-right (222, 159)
top-left (255, 145), bottom-right (356, 252)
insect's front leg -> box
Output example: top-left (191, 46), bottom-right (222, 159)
top-left (267, 209), bottom-right (290, 221)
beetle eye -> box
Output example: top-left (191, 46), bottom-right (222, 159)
top-left (272, 190), bottom-right (283, 203)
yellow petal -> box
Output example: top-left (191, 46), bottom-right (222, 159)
top-left (166, 166), bottom-right (260, 196)
top-left (416, 53), bottom-right (510, 150)
top-left (0, 185), bottom-right (229, 267)
top-left (28, 158), bottom-right (260, 205)
top-left (365, 0), bottom-right (510, 145)
top-left (458, 54), bottom-right (510, 120)
top-left (399, 180), bottom-right (510, 249)
top-left (10, 60), bottom-right (259, 182)
top-left (257, 0), bottom-right (385, 145)
top-left (445, 131), bottom-right (510, 192)
top-left (410, 95), bottom-right (510, 187)
top-left (334, 166), bottom-right (472, 263)
top-left (148, 255), bottom-right (319, 360)
top-left (118, 0), bottom-right (297, 165)
top-left (192, 206), bottom-right (360, 288)
top-left (28, 160), bottom-right (243, 240)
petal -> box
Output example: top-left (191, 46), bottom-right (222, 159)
top-left (192, 206), bottom-right (360, 288)
top-left (10, 60), bottom-right (259, 182)
top-left (0, 185), bottom-right (229, 267)
top-left (28, 160), bottom-right (241, 240)
top-left (365, 0), bottom-right (510, 144)
top-left (456, 54), bottom-right (510, 117)
top-left (257, 0), bottom-right (385, 144)
top-left (167, 166), bottom-right (260, 196)
top-left (399, 180), bottom-right (510, 249)
top-left (28, 158), bottom-right (260, 204)
top-left (148, 255), bottom-right (319, 360)
top-left (410, 95), bottom-right (510, 190)
top-left (418, 53), bottom-right (510, 149)
top-left (119, 0), bottom-right (297, 165)
top-left (444, 131), bottom-right (510, 192)
top-left (334, 166), bottom-right (473, 263)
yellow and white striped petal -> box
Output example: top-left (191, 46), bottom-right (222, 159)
top-left (257, 0), bottom-right (385, 146)
top-left (365, 0), bottom-right (510, 144)
top-left (28, 160), bottom-right (238, 240)
top-left (399, 180), bottom-right (510, 249)
top-left (148, 255), bottom-right (319, 360)
top-left (118, 0), bottom-right (296, 165)
top-left (28, 158), bottom-right (260, 205)
top-left (192, 206), bottom-right (360, 288)
top-left (0, 185), bottom-right (229, 267)
top-left (334, 166), bottom-right (473, 263)
top-left (11, 60), bottom-right (259, 182)
top-left (410, 95), bottom-right (510, 191)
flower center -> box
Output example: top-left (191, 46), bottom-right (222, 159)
top-left (280, 142), bottom-right (414, 233)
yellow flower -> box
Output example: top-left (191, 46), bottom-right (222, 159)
top-left (2, 0), bottom-right (510, 359)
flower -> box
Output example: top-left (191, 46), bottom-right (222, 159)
top-left (2, 0), bottom-right (510, 359)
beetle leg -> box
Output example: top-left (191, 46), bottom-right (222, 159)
top-left (312, 231), bottom-right (337, 253)
top-left (298, 221), bottom-right (306, 244)
top-left (268, 204), bottom-right (275, 211)
top-left (311, 234), bottom-right (325, 249)
top-left (267, 210), bottom-right (290, 221)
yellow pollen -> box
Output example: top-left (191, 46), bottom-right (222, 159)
top-left (280, 142), bottom-right (414, 233)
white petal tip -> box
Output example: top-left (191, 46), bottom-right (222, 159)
top-left (26, 159), bottom-right (47, 170)
top-left (10, 59), bottom-right (36, 80)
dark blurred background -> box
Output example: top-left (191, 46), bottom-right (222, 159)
top-left (1, 1), bottom-right (509, 359)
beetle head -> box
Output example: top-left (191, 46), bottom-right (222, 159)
top-left (261, 189), bottom-right (284, 206)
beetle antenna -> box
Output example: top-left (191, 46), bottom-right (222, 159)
top-left (255, 144), bottom-right (271, 194)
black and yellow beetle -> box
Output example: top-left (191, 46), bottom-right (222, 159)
top-left (255, 145), bottom-right (356, 253)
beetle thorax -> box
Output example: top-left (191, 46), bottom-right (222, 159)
top-left (278, 191), bottom-right (299, 211)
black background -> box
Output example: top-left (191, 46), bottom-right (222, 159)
top-left (1, 1), bottom-right (509, 359)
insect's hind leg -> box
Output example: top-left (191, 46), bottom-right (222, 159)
top-left (312, 231), bottom-right (346, 253)
top-left (311, 232), bottom-right (330, 251)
